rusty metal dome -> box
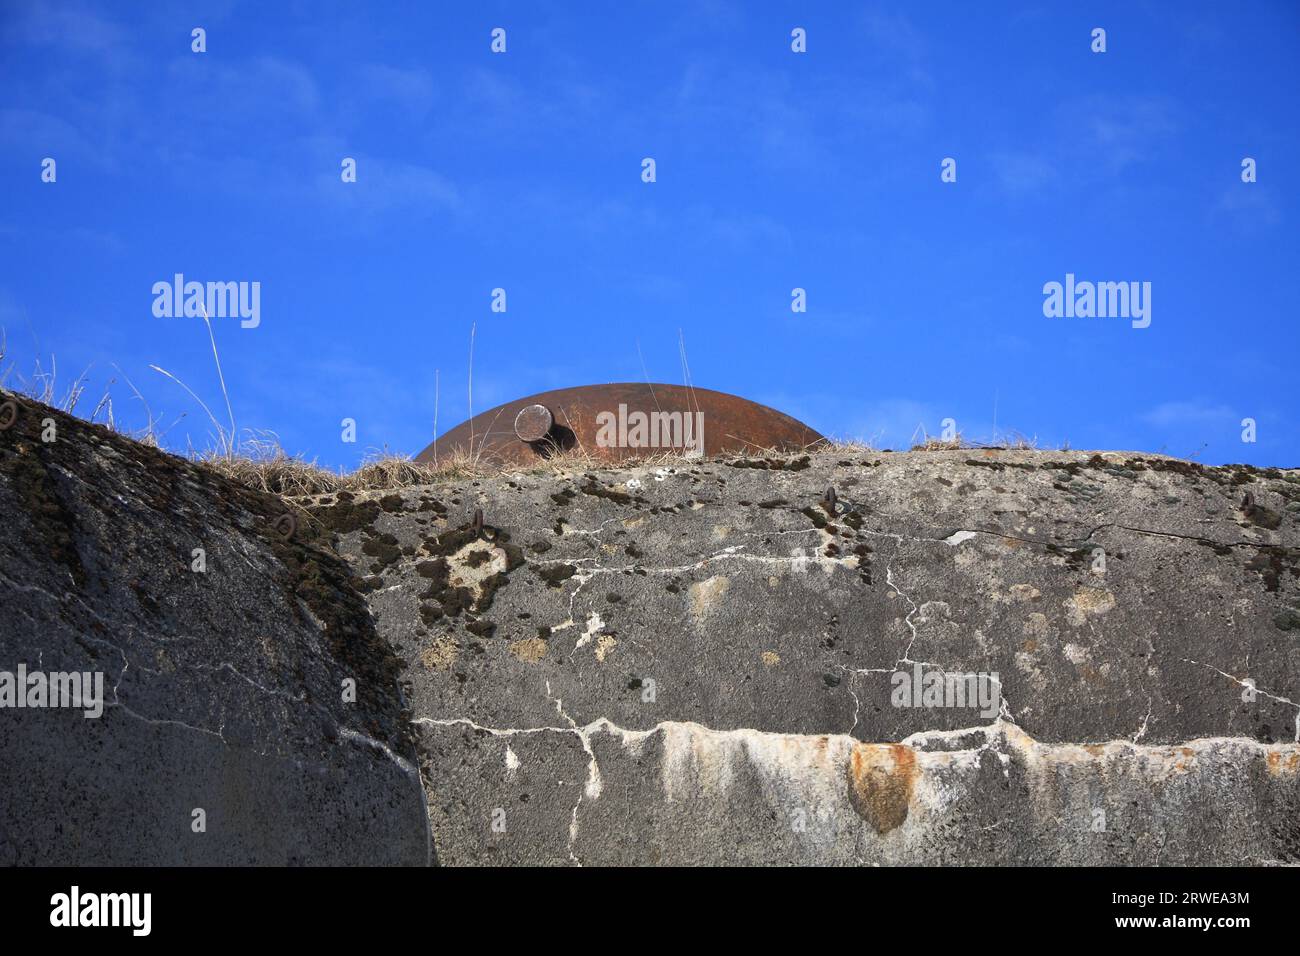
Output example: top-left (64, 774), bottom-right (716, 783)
top-left (416, 383), bottom-right (824, 466)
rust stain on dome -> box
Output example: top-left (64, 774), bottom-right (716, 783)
top-left (416, 383), bottom-right (824, 466)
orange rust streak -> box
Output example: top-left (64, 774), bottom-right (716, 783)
top-left (1266, 751), bottom-right (1300, 776)
top-left (847, 743), bottom-right (918, 835)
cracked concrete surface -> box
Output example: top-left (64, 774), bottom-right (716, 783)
top-left (0, 395), bottom-right (429, 865)
top-left (307, 445), bottom-right (1300, 865)
top-left (3, 392), bottom-right (1299, 865)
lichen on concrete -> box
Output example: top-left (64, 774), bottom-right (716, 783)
top-left (0, 394), bottom-right (429, 865)
top-left (338, 445), bottom-right (1299, 864)
top-left (3, 391), bottom-right (1297, 866)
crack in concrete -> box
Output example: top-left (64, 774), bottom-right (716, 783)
top-left (950, 522), bottom-right (1267, 553)
top-left (338, 727), bottom-right (434, 866)
top-left (886, 565), bottom-right (923, 665)
top-left (544, 681), bottom-right (601, 866)
top-left (1181, 658), bottom-right (1300, 742)
top-left (1132, 698), bottom-right (1154, 743)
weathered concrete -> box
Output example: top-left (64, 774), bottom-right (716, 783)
top-left (0, 394), bottom-right (430, 865)
top-left (306, 448), bottom-right (1300, 865)
top-left (4, 389), bottom-right (1298, 865)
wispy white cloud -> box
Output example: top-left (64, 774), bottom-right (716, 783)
top-left (859, 4), bottom-right (934, 89)
top-left (1214, 184), bottom-right (1282, 230)
top-left (3, 1), bottom-right (132, 60)
top-left (991, 150), bottom-right (1057, 197)
top-left (164, 54), bottom-right (322, 126)
top-left (1141, 400), bottom-right (1236, 428)
top-left (0, 108), bottom-right (92, 155)
top-left (313, 155), bottom-right (460, 218)
top-left (753, 392), bottom-right (944, 448)
top-left (355, 63), bottom-right (437, 117)
top-left (1075, 94), bottom-right (1180, 171)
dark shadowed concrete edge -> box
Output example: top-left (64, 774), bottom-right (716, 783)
top-left (0, 392), bottom-right (432, 865)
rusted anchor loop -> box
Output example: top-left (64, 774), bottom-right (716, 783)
top-left (273, 513), bottom-right (297, 541)
top-left (0, 400), bottom-right (18, 431)
top-left (471, 507), bottom-right (498, 542)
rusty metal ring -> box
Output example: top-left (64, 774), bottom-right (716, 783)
top-left (514, 404), bottom-right (554, 443)
top-left (273, 513), bottom-right (297, 541)
top-left (0, 401), bottom-right (18, 431)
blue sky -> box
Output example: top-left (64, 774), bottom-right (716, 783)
top-left (2, 1), bottom-right (1296, 468)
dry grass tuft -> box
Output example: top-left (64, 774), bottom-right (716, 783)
top-left (0, 342), bottom-right (95, 417)
top-left (907, 427), bottom-right (1052, 452)
top-left (200, 445), bottom-right (493, 496)
top-left (986, 430), bottom-right (1041, 450)
top-left (199, 433), bottom-right (341, 496)
top-left (909, 422), bottom-right (964, 450)
top-left (823, 439), bottom-right (875, 454)
top-left (911, 436), bottom-right (964, 451)
top-left (348, 450), bottom-right (462, 489)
